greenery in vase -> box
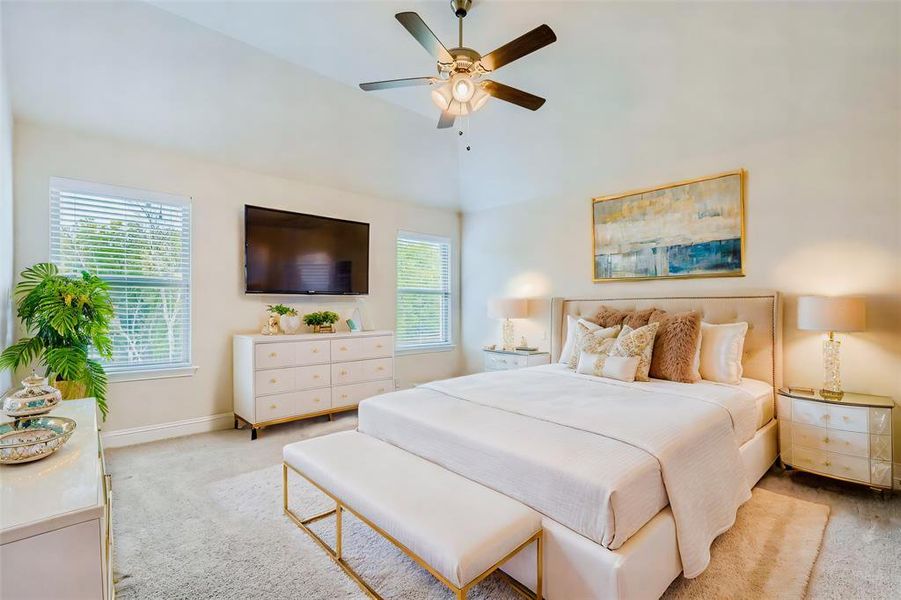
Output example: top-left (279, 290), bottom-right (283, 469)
top-left (267, 304), bottom-right (297, 316)
top-left (302, 311), bottom-right (340, 327)
top-left (0, 263), bottom-right (114, 418)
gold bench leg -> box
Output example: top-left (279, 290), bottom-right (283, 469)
top-left (455, 589), bottom-right (465, 600)
top-left (336, 504), bottom-right (343, 560)
top-left (536, 530), bottom-right (543, 600)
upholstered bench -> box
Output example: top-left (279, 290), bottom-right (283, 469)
top-left (283, 430), bottom-right (543, 600)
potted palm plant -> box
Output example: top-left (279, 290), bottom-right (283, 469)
top-left (0, 263), bottom-right (114, 418)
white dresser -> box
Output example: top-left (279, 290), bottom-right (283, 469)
top-left (0, 399), bottom-right (114, 599)
top-left (777, 388), bottom-right (894, 489)
top-left (233, 330), bottom-right (395, 439)
top-left (483, 349), bottom-right (551, 371)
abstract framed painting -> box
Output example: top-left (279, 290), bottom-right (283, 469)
top-left (592, 170), bottom-right (745, 282)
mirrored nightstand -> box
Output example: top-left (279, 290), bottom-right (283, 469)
top-left (777, 387), bottom-right (894, 490)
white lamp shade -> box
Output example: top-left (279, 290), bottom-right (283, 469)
top-left (488, 298), bottom-right (528, 319)
top-left (797, 296), bottom-right (866, 332)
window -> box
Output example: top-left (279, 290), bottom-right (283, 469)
top-left (50, 177), bottom-right (192, 375)
top-left (396, 232), bottom-right (452, 352)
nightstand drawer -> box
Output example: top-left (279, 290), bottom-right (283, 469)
top-left (793, 446), bottom-right (869, 483)
top-left (485, 354), bottom-right (527, 371)
top-left (792, 399), bottom-right (868, 433)
top-left (793, 423), bottom-right (868, 458)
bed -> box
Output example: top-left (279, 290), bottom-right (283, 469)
top-left (357, 294), bottom-right (782, 599)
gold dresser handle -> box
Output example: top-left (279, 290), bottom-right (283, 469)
top-left (313, 397), bottom-right (320, 403)
top-left (270, 352), bottom-right (277, 358)
top-left (312, 348), bottom-right (319, 354)
top-left (378, 388), bottom-right (385, 393)
top-left (376, 344), bottom-right (383, 349)
top-left (270, 378), bottom-right (277, 384)
top-left (341, 394), bottom-right (348, 399)
top-left (270, 403), bottom-right (277, 410)
top-left (340, 370), bottom-right (348, 376)
top-left (340, 346), bottom-right (348, 352)
top-left (377, 366), bottom-right (385, 371)
top-left (823, 437), bottom-right (830, 444)
top-left (824, 460), bottom-right (832, 467)
top-left (313, 374), bottom-right (320, 379)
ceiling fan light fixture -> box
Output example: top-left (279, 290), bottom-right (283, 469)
top-left (431, 83), bottom-right (453, 110)
top-left (470, 86), bottom-right (489, 112)
top-left (450, 74), bottom-right (475, 103)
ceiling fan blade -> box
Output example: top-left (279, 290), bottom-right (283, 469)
top-left (437, 110), bottom-right (456, 129)
top-left (479, 24), bottom-right (557, 72)
top-left (359, 77), bottom-right (437, 91)
top-left (481, 81), bottom-right (546, 111)
top-left (395, 12), bottom-right (454, 64)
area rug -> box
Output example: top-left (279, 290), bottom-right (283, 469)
top-left (663, 488), bottom-right (830, 599)
top-left (110, 423), bottom-right (833, 599)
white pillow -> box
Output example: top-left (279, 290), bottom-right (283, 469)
top-left (576, 352), bottom-right (640, 382)
top-left (699, 321), bottom-right (748, 385)
top-left (559, 316), bottom-right (600, 364)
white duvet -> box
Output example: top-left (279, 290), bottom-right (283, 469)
top-left (358, 365), bottom-right (758, 578)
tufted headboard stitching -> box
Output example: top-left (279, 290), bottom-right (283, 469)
top-left (550, 293), bottom-right (783, 389)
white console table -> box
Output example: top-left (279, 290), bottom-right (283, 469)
top-left (233, 330), bottom-right (396, 439)
top-left (0, 399), bottom-right (114, 599)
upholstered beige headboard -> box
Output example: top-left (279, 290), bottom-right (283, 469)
top-left (551, 293), bottom-right (783, 388)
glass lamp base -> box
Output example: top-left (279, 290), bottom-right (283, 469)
top-left (502, 319), bottom-right (515, 351)
top-left (820, 336), bottom-right (843, 399)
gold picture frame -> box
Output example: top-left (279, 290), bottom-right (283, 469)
top-left (591, 170), bottom-right (746, 282)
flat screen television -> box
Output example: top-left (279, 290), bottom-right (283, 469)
top-left (244, 205), bottom-right (369, 295)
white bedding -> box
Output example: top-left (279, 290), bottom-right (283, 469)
top-left (359, 365), bottom-right (766, 578)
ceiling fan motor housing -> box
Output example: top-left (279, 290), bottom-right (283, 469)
top-left (451, 0), bottom-right (472, 18)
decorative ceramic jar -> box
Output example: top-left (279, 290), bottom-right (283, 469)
top-left (3, 375), bottom-right (62, 418)
top-left (0, 416), bottom-right (77, 464)
top-left (279, 314), bottom-right (301, 334)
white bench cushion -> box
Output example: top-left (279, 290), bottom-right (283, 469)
top-left (283, 430), bottom-right (541, 588)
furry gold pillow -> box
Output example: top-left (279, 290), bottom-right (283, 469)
top-left (595, 306), bottom-right (656, 329)
top-left (648, 310), bottom-right (702, 383)
top-left (609, 322), bottom-right (659, 381)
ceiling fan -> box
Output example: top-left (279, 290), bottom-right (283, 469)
top-left (359, 0), bottom-right (557, 129)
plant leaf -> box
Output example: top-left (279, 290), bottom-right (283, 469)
top-left (0, 336), bottom-right (45, 372)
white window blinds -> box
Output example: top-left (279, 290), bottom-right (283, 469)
top-left (396, 232), bottom-right (452, 351)
top-left (49, 177), bottom-right (192, 373)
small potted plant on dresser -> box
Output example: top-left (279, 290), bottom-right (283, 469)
top-left (267, 304), bottom-right (300, 334)
top-left (303, 310), bottom-right (340, 333)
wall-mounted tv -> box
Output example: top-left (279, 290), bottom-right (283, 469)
top-left (244, 205), bottom-right (369, 295)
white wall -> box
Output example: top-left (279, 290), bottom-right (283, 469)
top-left (0, 4), bottom-right (14, 395)
top-left (13, 121), bottom-right (461, 432)
top-left (460, 2), bottom-right (901, 462)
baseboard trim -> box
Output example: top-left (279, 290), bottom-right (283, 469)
top-left (101, 412), bottom-right (234, 448)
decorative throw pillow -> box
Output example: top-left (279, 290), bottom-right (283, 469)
top-left (609, 322), bottom-right (659, 381)
top-left (699, 321), bottom-right (748, 385)
top-left (567, 323), bottom-right (621, 369)
top-left (559, 315), bottom-right (601, 365)
top-left (648, 310), bottom-right (702, 383)
top-left (576, 352), bottom-right (640, 382)
top-left (595, 306), bottom-right (656, 329)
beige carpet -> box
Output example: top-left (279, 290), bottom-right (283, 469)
top-left (663, 488), bottom-right (829, 599)
top-left (108, 416), bottom-right (897, 599)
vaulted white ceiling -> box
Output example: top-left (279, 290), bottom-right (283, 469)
top-left (4, 1), bottom-right (898, 213)
top-left (2, 0), bottom-right (462, 209)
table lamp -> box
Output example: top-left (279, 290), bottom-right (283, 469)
top-left (488, 298), bottom-right (528, 351)
top-left (797, 295), bottom-right (866, 400)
